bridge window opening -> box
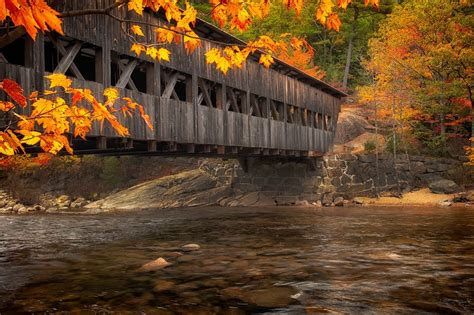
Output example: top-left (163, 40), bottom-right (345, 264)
top-left (327, 115), bottom-right (333, 131)
top-left (249, 94), bottom-right (266, 117)
top-left (301, 109), bottom-right (308, 127)
top-left (0, 35), bottom-right (27, 66)
top-left (323, 115), bottom-right (328, 131)
top-left (316, 113), bottom-right (324, 130)
top-left (226, 87), bottom-right (244, 113)
top-left (269, 100), bottom-right (284, 121)
top-left (70, 46), bottom-right (96, 82)
top-left (159, 68), bottom-right (190, 101)
top-left (130, 65), bottom-right (147, 94)
top-left (44, 39), bottom-right (59, 73)
top-left (173, 78), bottom-right (187, 101)
top-left (111, 54), bottom-right (147, 93)
top-left (198, 78), bottom-right (218, 107)
top-left (287, 105), bottom-right (295, 124)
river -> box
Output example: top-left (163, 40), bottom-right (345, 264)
top-left (0, 206), bottom-right (473, 313)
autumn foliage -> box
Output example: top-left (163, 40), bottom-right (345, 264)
top-left (0, 0), bottom-right (384, 157)
top-left (0, 74), bottom-right (152, 156)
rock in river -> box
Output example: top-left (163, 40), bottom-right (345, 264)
top-left (222, 285), bottom-right (300, 308)
top-left (182, 244), bottom-right (201, 252)
top-left (137, 257), bottom-right (171, 272)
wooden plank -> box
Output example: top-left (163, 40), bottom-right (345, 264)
top-left (162, 72), bottom-right (179, 99)
top-left (54, 42), bottom-right (82, 74)
top-left (115, 59), bottom-right (138, 89)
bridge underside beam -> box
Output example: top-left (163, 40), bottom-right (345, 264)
top-left (20, 136), bottom-right (324, 158)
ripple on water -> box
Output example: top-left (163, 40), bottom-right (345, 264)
top-left (0, 206), bottom-right (473, 313)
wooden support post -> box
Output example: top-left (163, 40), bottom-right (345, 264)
top-left (202, 145), bottom-right (211, 153)
top-left (231, 147), bottom-right (238, 154)
top-left (186, 144), bottom-right (195, 153)
top-left (168, 142), bottom-right (177, 152)
top-left (262, 149), bottom-right (270, 155)
top-left (96, 136), bottom-right (107, 150)
top-left (146, 63), bottom-right (160, 96)
top-left (147, 140), bottom-right (157, 152)
top-left (25, 34), bottom-right (45, 91)
top-left (124, 138), bottom-right (134, 149)
top-left (217, 145), bottom-right (225, 155)
top-left (216, 84), bottom-right (226, 109)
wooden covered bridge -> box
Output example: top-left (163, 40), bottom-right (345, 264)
top-left (0, 1), bottom-right (345, 157)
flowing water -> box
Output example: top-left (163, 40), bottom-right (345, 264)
top-left (0, 206), bottom-right (473, 314)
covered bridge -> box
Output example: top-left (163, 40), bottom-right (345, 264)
top-left (0, 0), bottom-right (346, 157)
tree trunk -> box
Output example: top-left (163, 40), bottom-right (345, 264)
top-left (342, 8), bottom-right (358, 90)
top-left (342, 36), bottom-right (353, 90)
top-left (439, 113), bottom-right (447, 156)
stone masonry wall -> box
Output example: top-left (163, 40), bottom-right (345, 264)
top-left (201, 154), bottom-right (469, 205)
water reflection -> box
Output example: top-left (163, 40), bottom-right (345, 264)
top-left (0, 206), bottom-right (473, 313)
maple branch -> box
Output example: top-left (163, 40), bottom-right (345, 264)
top-left (58, 0), bottom-right (127, 18)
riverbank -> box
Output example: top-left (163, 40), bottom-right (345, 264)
top-left (0, 153), bottom-right (472, 215)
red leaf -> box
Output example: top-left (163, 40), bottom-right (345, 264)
top-left (1, 79), bottom-right (27, 107)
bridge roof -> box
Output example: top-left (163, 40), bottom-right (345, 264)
top-left (193, 17), bottom-right (348, 98)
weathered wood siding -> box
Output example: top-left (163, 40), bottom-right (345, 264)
top-left (0, 0), bottom-right (344, 155)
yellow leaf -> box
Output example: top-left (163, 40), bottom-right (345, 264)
top-left (146, 47), bottom-right (159, 59)
top-left (157, 48), bottom-right (170, 61)
top-left (259, 54), bottom-right (274, 68)
top-left (131, 43), bottom-right (145, 56)
top-left (17, 130), bottom-right (42, 146)
top-left (128, 0), bottom-right (144, 15)
top-left (131, 24), bottom-right (145, 36)
top-left (46, 73), bottom-right (72, 89)
top-left (183, 31), bottom-right (200, 53)
top-left (104, 88), bottom-right (119, 106)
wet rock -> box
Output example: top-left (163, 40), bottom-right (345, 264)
top-left (353, 197), bottom-right (365, 205)
top-left (17, 206), bottom-right (28, 214)
top-left (322, 194), bottom-right (333, 206)
top-left (182, 244), bottom-right (201, 252)
top-left (295, 200), bottom-right (310, 206)
top-left (45, 207), bottom-right (58, 213)
top-left (152, 279), bottom-right (175, 292)
top-left (466, 190), bottom-right (474, 202)
top-left (34, 204), bottom-right (45, 212)
top-left (438, 200), bottom-right (452, 207)
top-left (137, 257), bottom-right (171, 272)
top-left (222, 286), bottom-right (300, 308)
top-left (333, 197), bottom-right (344, 207)
top-left (56, 195), bottom-right (71, 207)
top-left (428, 179), bottom-right (461, 194)
top-left (70, 197), bottom-right (88, 208)
top-left (311, 200), bottom-right (322, 207)
top-left (12, 203), bottom-right (22, 212)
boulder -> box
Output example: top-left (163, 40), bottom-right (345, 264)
top-left (152, 279), bottom-right (175, 293)
top-left (438, 200), bottom-right (452, 207)
top-left (222, 286), bottom-right (300, 308)
top-left (428, 179), bottom-right (461, 194)
top-left (295, 200), bottom-right (310, 206)
top-left (181, 244), bottom-right (201, 252)
top-left (333, 197), bottom-right (344, 207)
top-left (311, 200), bottom-right (322, 207)
top-left (466, 190), bottom-right (474, 202)
top-left (353, 197), bottom-right (364, 205)
top-left (322, 194), bottom-right (333, 206)
top-left (137, 257), bottom-right (171, 272)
